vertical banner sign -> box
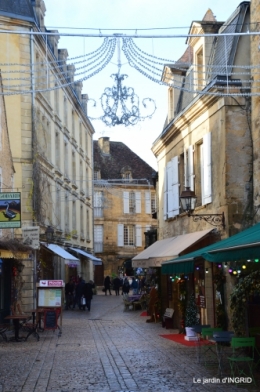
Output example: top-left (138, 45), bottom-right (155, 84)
top-left (22, 226), bottom-right (40, 249)
top-left (0, 192), bottom-right (21, 228)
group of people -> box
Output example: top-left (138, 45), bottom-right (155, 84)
top-left (103, 275), bottom-right (147, 296)
top-left (65, 277), bottom-right (95, 311)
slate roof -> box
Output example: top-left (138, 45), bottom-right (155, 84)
top-left (0, 0), bottom-right (34, 22)
top-left (93, 140), bottom-right (155, 182)
top-left (164, 1), bottom-right (250, 130)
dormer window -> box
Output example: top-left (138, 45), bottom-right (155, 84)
top-left (94, 170), bottom-right (101, 180)
top-left (121, 166), bottom-right (132, 182)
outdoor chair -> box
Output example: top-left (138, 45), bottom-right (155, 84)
top-left (249, 327), bottom-right (260, 369)
top-left (228, 337), bottom-right (256, 385)
top-left (0, 326), bottom-right (8, 341)
top-left (123, 298), bottom-right (132, 311)
top-left (200, 327), bottom-right (222, 367)
top-left (191, 324), bottom-right (211, 363)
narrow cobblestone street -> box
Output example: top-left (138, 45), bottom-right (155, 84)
top-left (0, 292), bottom-right (259, 392)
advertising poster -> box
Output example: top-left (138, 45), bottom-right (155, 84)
top-left (0, 192), bottom-right (21, 228)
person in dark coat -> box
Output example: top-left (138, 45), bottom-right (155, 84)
top-left (122, 277), bottom-right (130, 295)
top-left (76, 278), bottom-right (86, 310)
top-left (104, 276), bottom-right (112, 295)
top-left (65, 277), bottom-right (74, 310)
top-left (113, 276), bottom-right (121, 296)
top-left (83, 281), bottom-right (93, 311)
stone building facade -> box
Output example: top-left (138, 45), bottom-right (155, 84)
top-left (0, 0), bottom-right (95, 310)
top-left (93, 137), bottom-right (157, 284)
top-left (152, 3), bottom-right (252, 329)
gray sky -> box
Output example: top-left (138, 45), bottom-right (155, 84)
top-left (43, 0), bottom-right (245, 169)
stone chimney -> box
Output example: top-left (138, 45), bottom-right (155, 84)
top-left (98, 137), bottom-right (110, 155)
top-left (33, 0), bottom-right (46, 30)
top-left (74, 81), bottom-right (83, 101)
top-left (48, 30), bottom-right (60, 58)
top-left (67, 64), bottom-right (75, 83)
top-left (81, 94), bottom-right (88, 114)
top-left (58, 49), bottom-right (69, 75)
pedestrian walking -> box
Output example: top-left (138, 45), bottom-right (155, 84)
top-left (122, 277), bottom-right (130, 295)
top-left (76, 278), bottom-right (86, 310)
top-left (113, 276), bottom-right (121, 296)
top-left (65, 277), bottom-right (74, 310)
top-left (83, 281), bottom-right (93, 311)
top-left (131, 277), bottom-right (139, 295)
top-left (104, 276), bottom-right (112, 295)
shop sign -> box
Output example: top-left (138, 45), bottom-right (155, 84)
top-left (0, 192), bottom-right (21, 228)
top-left (22, 226), bottom-right (40, 249)
top-left (39, 280), bottom-right (64, 287)
top-left (199, 295), bottom-right (206, 308)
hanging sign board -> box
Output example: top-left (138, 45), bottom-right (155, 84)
top-left (22, 226), bottom-right (40, 249)
top-left (39, 280), bottom-right (64, 287)
top-left (0, 192), bottom-right (21, 228)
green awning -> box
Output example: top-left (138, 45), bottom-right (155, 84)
top-left (163, 223), bottom-right (260, 265)
top-left (161, 260), bottom-right (194, 275)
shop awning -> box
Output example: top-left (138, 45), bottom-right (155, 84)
top-left (132, 228), bottom-right (213, 268)
top-left (69, 247), bottom-right (102, 266)
top-left (162, 222), bottom-right (260, 270)
top-left (43, 244), bottom-right (80, 266)
top-left (0, 249), bottom-right (31, 259)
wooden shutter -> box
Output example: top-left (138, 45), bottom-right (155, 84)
top-left (169, 156), bottom-right (179, 217)
top-left (167, 160), bottom-right (174, 217)
top-left (123, 191), bottom-right (129, 213)
top-left (203, 132), bottom-right (212, 204)
top-left (188, 145), bottom-right (194, 191)
top-left (135, 191), bottom-right (141, 213)
top-left (135, 224), bottom-right (142, 247)
top-left (117, 224), bottom-right (124, 246)
top-left (164, 167), bottom-right (168, 220)
top-left (145, 191), bottom-right (151, 214)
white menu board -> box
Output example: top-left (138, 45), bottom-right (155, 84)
top-left (38, 288), bottom-right (62, 307)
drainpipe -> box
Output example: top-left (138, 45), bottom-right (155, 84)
top-left (30, 27), bottom-right (37, 309)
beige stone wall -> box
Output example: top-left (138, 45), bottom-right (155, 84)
top-left (0, 15), bottom-right (95, 309)
top-left (251, 0), bottom-right (260, 217)
top-left (95, 184), bottom-right (157, 277)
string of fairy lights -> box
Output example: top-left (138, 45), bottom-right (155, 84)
top-left (0, 29), bottom-right (259, 97)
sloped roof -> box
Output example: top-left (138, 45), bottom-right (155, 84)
top-left (0, 0), bottom-right (34, 22)
top-left (93, 140), bottom-right (155, 181)
top-left (160, 1), bottom-right (250, 136)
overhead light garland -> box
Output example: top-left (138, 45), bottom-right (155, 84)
top-left (89, 38), bottom-right (156, 126)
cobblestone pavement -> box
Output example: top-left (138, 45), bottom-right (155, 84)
top-left (0, 291), bottom-right (259, 392)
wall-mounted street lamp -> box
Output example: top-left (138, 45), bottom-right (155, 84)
top-left (17, 261), bottom-right (25, 273)
top-left (179, 187), bottom-right (225, 229)
top-left (45, 226), bottom-right (54, 244)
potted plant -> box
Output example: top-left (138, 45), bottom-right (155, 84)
top-left (185, 293), bottom-right (200, 341)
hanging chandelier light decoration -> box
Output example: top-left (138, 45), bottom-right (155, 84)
top-left (89, 38), bottom-right (156, 126)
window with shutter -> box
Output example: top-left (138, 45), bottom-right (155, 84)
top-left (145, 191), bottom-right (151, 214)
top-left (94, 225), bottom-right (103, 252)
top-left (123, 191), bottom-right (129, 213)
top-left (124, 225), bottom-right (135, 246)
top-left (170, 156), bottom-right (179, 217)
top-left (135, 225), bottom-right (142, 247)
top-left (117, 224), bottom-right (124, 246)
top-left (203, 132), bottom-right (212, 204)
top-left (163, 167), bottom-right (168, 220)
top-left (135, 192), bottom-right (141, 213)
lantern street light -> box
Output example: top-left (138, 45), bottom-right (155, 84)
top-left (179, 187), bottom-right (225, 229)
top-left (45, 226), bottom-right (54, 244)
top-left (17, 261), bottom-right (25, 273)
